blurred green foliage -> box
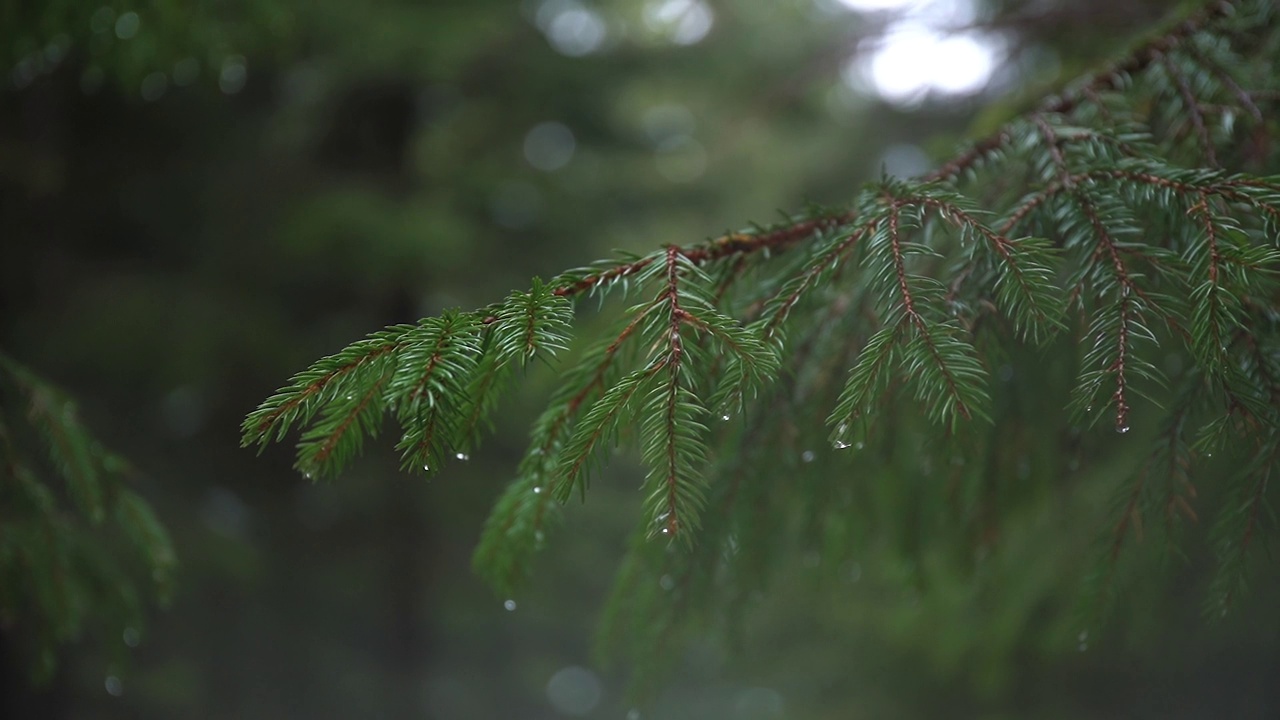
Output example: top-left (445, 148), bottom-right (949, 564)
top-left (3, 1), bottom-right (293, 93)
top-left (0, 354), bottom-right (176, 684)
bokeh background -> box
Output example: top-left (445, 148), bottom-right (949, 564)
top-left (3, 0), bottom-right (1278, 717)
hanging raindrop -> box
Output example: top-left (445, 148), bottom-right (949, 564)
top-left (533, 486), bottom-right (543, 494)
top-left (504, 599), bottom-right (517, 611)
top-left (455, 452), bottom-right (469, 461)
top-left (1117, 424), bottom-right (1131, 434)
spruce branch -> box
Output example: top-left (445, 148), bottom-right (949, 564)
top-left (550, 214), bottom-right (854, 301)
top-left (913, 191), bottom-right (1065, 343)
top-left (243, 0), bottom-right (1280, 693)
top-left (22, 374), bottom-right (106, 524)
top-left (1, 352), bottom-right (176, 681)
top-left (1161, 51), bottom-right (1221, 167)
top-left (927, 0), bottom-right (1237, 183)
top-left (754, 219), bottom-right (872, 340)
top-left (558, 367), bottom-right (655, 503)
top-left (1183, 39), bottom-right (1265, 125)
top-left (1208, 438), bottom-right (1278, 615)
top-left (243, 327), bottom-right (408, 448)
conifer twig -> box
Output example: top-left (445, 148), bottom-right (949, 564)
top-left (544, 0), bottom-right (1237, 306)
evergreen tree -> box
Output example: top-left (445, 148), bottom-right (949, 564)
top-left (244, 0), bottom-right (1280, 695)
top-left (3, 0), bottom-right (1278, 712)
top-left (0, 354), bottom-right (176, 681)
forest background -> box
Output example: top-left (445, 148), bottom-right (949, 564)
top-left (2, 0), bottom-right (1278, 718)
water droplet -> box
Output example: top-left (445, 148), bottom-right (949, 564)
top-left (455, 452), bottom-right (469, 461)
top-left (122, 627), bottom-right (140, 648)
top-left (659, 574), bottom-right (675, 591)
top-left (1077, 630), bottom-right (1088, 643)
top-left (345, 393), bottom-right (353, 400)
top-left (801, 450), bottom-right (815, 463)
top-left (534, 530), bottom-right (545, 544)
top-left (422, 464), bottom-right (430, 472)
top-left (855, 441), bottom-right (865, 450)
top-left (721, 413), bottom-right (731, 421)
top-left (1085, 405), bottom-right (1093, 413)
top-left (104, 675), bottom-right (123, 696)
top-left (533, 486), bottom-right (543, 494)
top-left (1117, 425), bottom-right (1131, 434)
top-left (302, 472), bottom-right (313, 480)
top-left (833, 440), bottom-right (851, 450)
top-left (660, 527), bottom-right (671, 535)
top-left (1206, 452), bottom-right (1214, 458)
top-left (504, 599), bottom-right (517, 611)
